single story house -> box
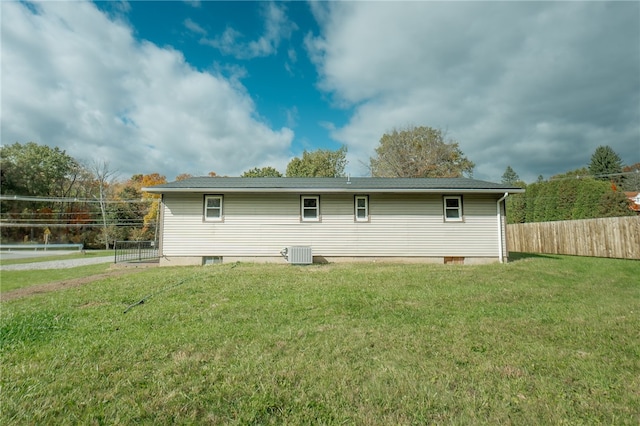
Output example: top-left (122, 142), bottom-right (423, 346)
top-left (142, 177), bottom-right (525, 265)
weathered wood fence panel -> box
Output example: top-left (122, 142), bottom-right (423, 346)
top-left (507, 216), bottom-right (640, 259)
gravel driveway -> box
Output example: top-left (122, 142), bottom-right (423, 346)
top-left (0, 256), bottom-right (114, 271)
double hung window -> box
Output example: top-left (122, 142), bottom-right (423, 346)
top-left (355, 195), bottom-right (369, 221)
top-left (204, 195), bottom-right (223, 221)
top-left (443, 196), bottom-right (463, 222)
top-left (301, 196), bottom-right (320, 221)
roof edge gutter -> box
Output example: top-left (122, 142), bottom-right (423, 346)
top-left (142, 187), bottom-right (525, 194)
top-left (497, 192), bottom-right (509, 264)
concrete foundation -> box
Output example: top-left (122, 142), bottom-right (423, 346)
top-left (158, 255), bottom-right (502, 266)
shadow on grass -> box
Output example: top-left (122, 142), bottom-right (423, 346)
top-left (509, 252), bottom-right (562, 262)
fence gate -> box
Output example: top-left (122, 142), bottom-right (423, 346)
top-left (114, 241), bottom-right (159, 263)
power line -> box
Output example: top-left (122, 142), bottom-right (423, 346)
top-left (0, 211), bottom-right (146, 217)
top-left (0, 219), bottom-right (145, 224)
top-left (0, 195), bottom-right (155, 203)
top-left (548, 170), bottom-right (639, 181)
top-left (0, 223), bottom-right (150, 228)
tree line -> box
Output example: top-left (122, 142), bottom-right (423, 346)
top-left (0, 141), bottom-right (169, 248)
top-left (2, 127), bottom-right (636, 246)
top-left (240, 126), bottom-right (474, 179)
top-left (502, 146), bottom-right (638, 224)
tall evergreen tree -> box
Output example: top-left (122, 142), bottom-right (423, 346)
top-left (589, 145), bottom-right (622, 180)
top-left (501, 166), bottom-right (520, 185)
top-left (502, 166), bottom-right (527, 224)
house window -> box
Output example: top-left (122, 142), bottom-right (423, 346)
top-left (204, 195), bottom-right (223, 221)
top-left (355, 195), bottom-right (369, 221)
top-left (301, 196), bottom-right (320, 221)
top-left (443, 196), bottom-right (463, 222)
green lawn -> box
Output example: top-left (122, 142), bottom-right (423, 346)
top-left (0, 263), bottom-right (112, 293)
top-left (1, 255), bottom-right (639, 424)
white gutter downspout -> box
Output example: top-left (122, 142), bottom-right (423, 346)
top-left (497, 192), bottom-right (509, 263)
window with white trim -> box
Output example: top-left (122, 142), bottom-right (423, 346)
top-left (204, 195), bottom-right (223, 221)
top-left (443, 196), bottom-right (463, 222)
top-left (301, 196), bottom-right (320, 221)
top-left (355, 195), bottom-right (369, 221)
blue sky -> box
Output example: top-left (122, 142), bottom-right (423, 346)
top-left (118, 0), bottom-right (344, 151)
top-left (2, 0), bottom-right (639, 183)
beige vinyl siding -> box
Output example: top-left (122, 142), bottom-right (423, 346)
top-left (161, 193), bottom-right (501, 258)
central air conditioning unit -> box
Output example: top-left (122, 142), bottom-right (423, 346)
top-left (281, 246), bottom-right (313, 265)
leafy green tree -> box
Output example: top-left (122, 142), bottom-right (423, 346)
top-left (598, 189), bottom-right (635, 218)
top-left (501, 166), bottom-right (527, 224)
top-left (555, 178), bottom-right (580, 221)
top-left (518, 174), bottom-right (633, 222)
top-left (0, 142), bottom-right (88, 244)
top-left (551, 168), bottom-right (590, 180)
top-left (501, 166), bottom-right (520, 185)
top-left (506, 187), bottom-right (527, 224)
top-left (241, 166), bottom-right (283, 177)
top-left (286, 147), bottom-right (347, 177)
top-left (570, 179), bottom-right (610, 219)
top-left (589, 145), bottom-right (622, 180)
top-left (524, 182), bottom-right (541, 222)
top-left (534, 181), bottom-right (559, 222)
top-left (533, 169), bottom-right (591, 221)
top-left (0, 142), bottom-right (82, 196)
top-left (369, 126), bottom-right (474, 178)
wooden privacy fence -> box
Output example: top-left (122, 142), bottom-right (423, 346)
top-left (507, 216), bottom-right (640, 260)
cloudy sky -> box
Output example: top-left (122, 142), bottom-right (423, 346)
top-left (2, 0), bottom-right (639, 183)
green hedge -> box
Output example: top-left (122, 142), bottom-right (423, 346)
top-left (507, 178), bottom-right (633, 223)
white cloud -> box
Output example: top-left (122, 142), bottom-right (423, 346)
top-left (1, 1), bottom-right (294, 179)
top-left (287, 48), bottom-right (297, 63)
top-left (284, 106), bottom-right (299, 129)
top-left (308, 2), bottom-right (640, 181)
top-left (199, 1), bottom-right (296, 60)
top-left (183, 18), bottom-right (206, 36)
top-left (183, 0), bottom-right (201, 8)
top-left (285, 47), bottom-right (298, 75)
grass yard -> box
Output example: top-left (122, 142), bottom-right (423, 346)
top-left (1, 264), bottom-right (112, 293)
top-left (1, 254), bottom-right (639, 424)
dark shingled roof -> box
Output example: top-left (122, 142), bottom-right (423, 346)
top-left (143, 177), bottom-right (524, 194)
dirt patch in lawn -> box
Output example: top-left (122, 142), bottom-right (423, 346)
top-left (1, 268), bottom-right (142, 302)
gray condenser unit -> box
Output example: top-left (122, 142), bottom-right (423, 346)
top-left (281, 246), bottom-right (313, 265)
